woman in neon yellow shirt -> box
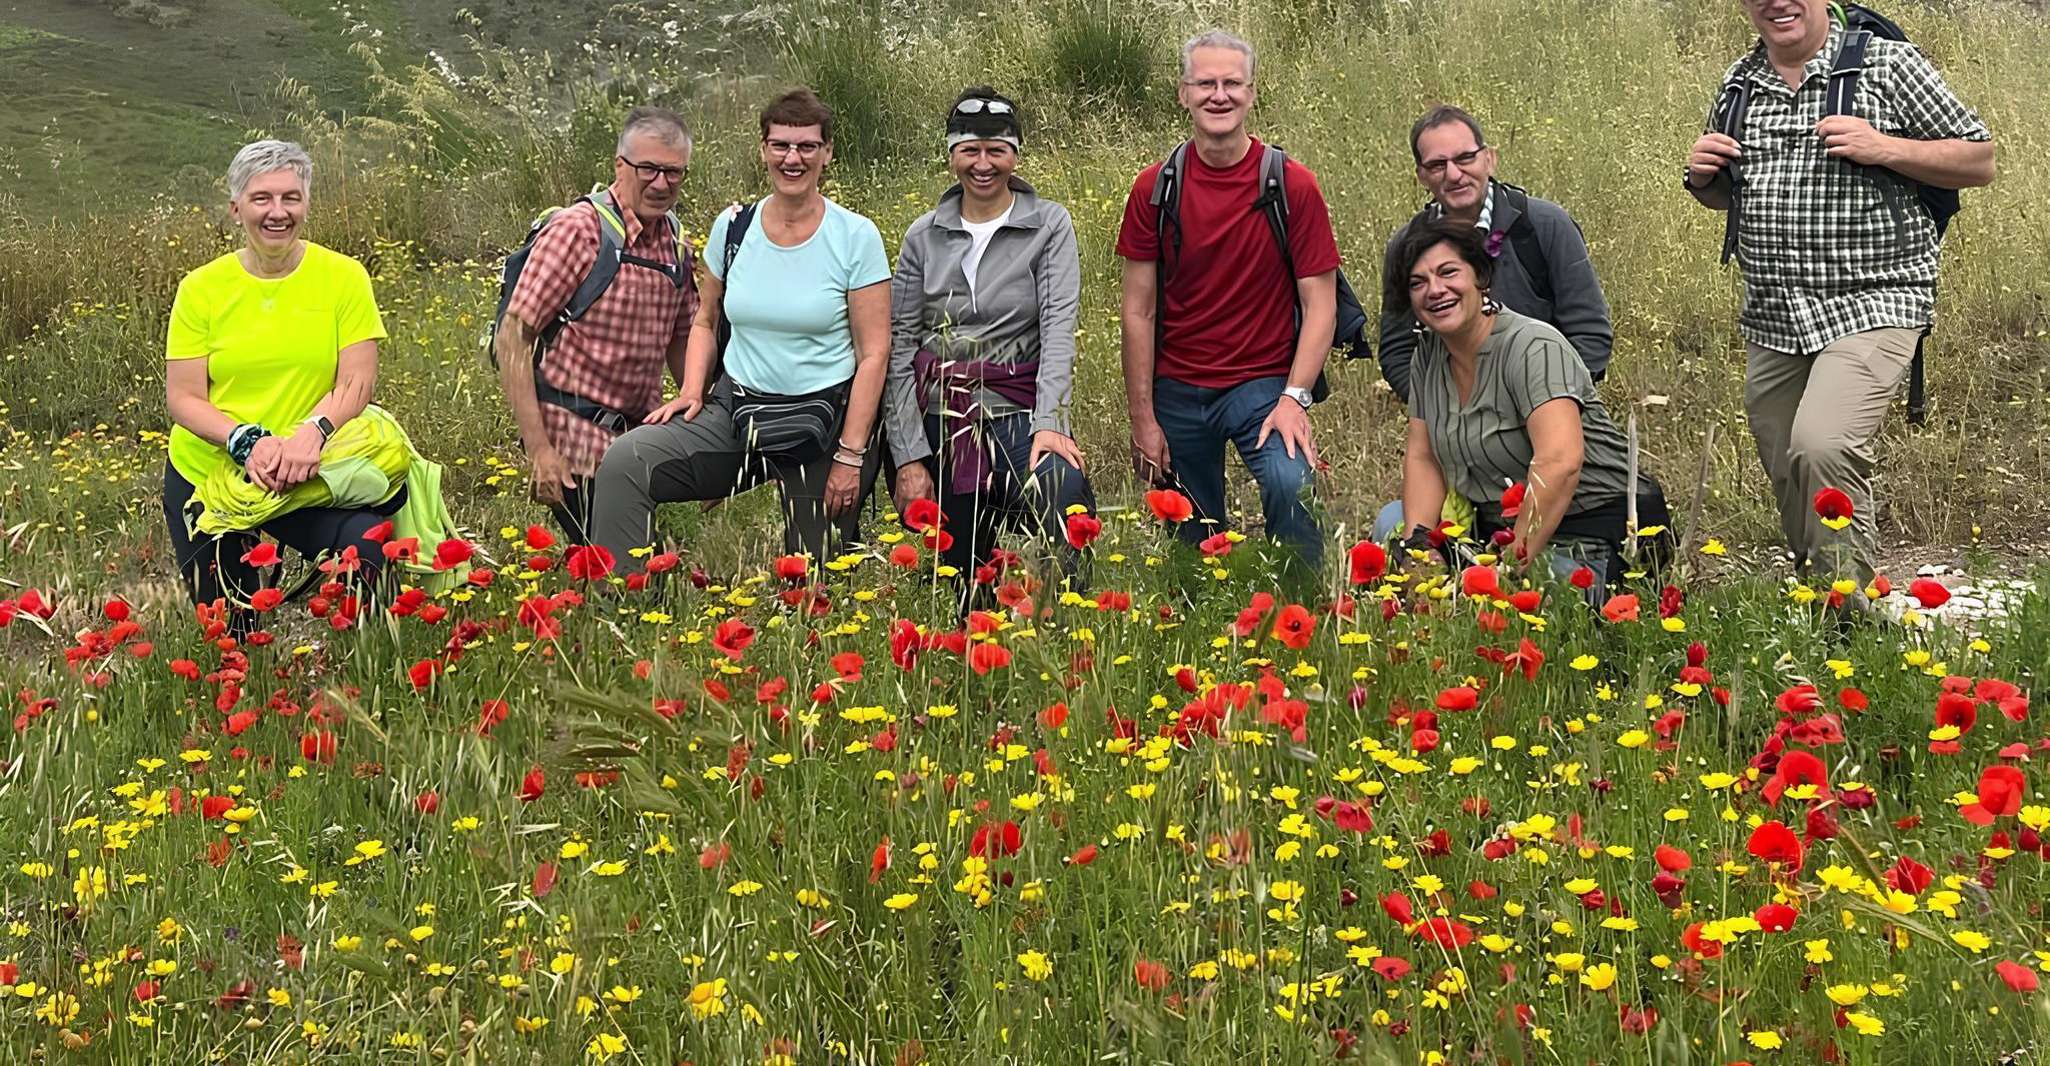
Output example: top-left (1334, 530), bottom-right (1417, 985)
top-left (163, 140), bottom-right (396, 619)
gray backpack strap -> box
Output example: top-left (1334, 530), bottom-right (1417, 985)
top-left (562, 191), bottom-right (629, 324)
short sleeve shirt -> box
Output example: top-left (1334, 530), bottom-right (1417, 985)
top-left (504, 191), bottom-right (698, 475)
top-left (1116, 138), bottom-right (1342, 389)
top-left (708, 197), bottom-right (890, 395)
top-left (1408, 310), bottom-right (1634, 521)
top-left (165, 242), bottom-right (386, 486)
top-left (1713, 26), bottom-right (1990, 354)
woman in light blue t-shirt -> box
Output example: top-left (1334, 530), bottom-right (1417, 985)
top-left (593, 89), bottom-right (892, 571)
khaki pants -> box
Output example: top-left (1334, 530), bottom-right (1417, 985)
top-left (1743, 327), bottom-right (1919, 581)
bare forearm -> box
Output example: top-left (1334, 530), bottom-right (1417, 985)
top-left (494, 320), bottom-right (553, 454)
top-left (168, 393), bottom-right (238, 447)
top-left (1400, 451), bottom-right (1447, 536)
top-left (1119, 310), bottom-right (1157, 425)
top-left (1511, 457), bottom-right (1582, 560)
top-left (1885, 136), bottom-right (1994, 190)
top-left (310, 362), bottom-right (375, 430)
top-left (1285, 284), bottom-right (1336, 392)
top-left (839, 351), bottom-right (888, 449)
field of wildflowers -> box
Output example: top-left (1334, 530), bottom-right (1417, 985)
top-left (3, 0), bottom-right (2050, 1062)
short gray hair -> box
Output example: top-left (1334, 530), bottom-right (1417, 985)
top-left (1180, 30), bottom-right (1256, 82)
top-left (227, 139), bottom-right (312, 200)
top-left (617, 105), bottom-right (691, 156)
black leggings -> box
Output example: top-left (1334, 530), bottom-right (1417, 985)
top-left (162, 462), bottom-right (404, 611)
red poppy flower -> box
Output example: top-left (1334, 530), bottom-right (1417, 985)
top-left (711, 618), bottom-right (756, 660)
top-left (1884, 855), bottom-right (1933, 895)
top-left (432, 537), bottom-right (474, 571)
top-left (1654, 844), bottom-right (1692, 873)
top-left (1763, 749), bottom-right (1829, 807)
top-left (1380, 892), bottom-right (1416, 925)
top-left (1812, 487), bottom-right (1854, 522)
top-left (1348, 540), bottom-right (1388, 585)
top-left (407, 658), bottom-right (442, 691)
top-left (1435, 686), bottom-right (1479, 712)
top-left (1065, 843), bottom-right (1099, 866)
top-left (381, 537), bottom-right (420, 562)
top-left (1145, 489), bottom-right (1193, 523)
top-left (1753, 902), bottom-right (1798, 933)
top-left (1039, 702), bottom-right (1069, 729)
top-left (565, 544), bottom-right (615, 580)
top-left (1412, 917), bottom-right (1474, 949)
top-left (201, 794), bottom-right (235, 820)
top-left (1745, 820), bottom-right (1804, 870)
top-left (521, 524), bottom-right (554, 550)
top-left (1370, 955), bottom-right (1413, 981)
top-left (903, 497), bottom-right (943, 532)
top-left (1568, 566), bottom-right (1595, 590)
top-left (1995, 960), bottom-right (2040, 995)
top-left (1064, 512), bottom-right (1102, 550)
top-left (1961, 764), bottom-right (2027, 826)
top-left (968, 820), bottom-right (1023, 858)
top-left (1460, 565), bottom-right (1501, 599)
top-left (967, 642), bottom-right (1012, 675)
top-left (889, 543), bottom-right (920, 568)
top-left (1271, 604), bottom-right (1315, 649)
top-left (1499, 482), bottom-right (1526, 518)
top-left (240, 542), bottom-right (281, 567)
top-left (1679, 921), bottom-right (1723, 959)
top-left (248, 587), bottom-right (284, 613)
top-left (519, 765), bottom-right (546, 803)
top-left (1936, 692), bottom-right (1978, 734)
top-left (1133, 958), bottom-right (1171, 992)
top-left (1907, 578), bottom-right (1950, 609)
top-left (1600, 594), bottom-right (1640, 623)
top-left (299, 730), bottom-right (337, 765)
top-left (774, 555), bottom-right (810, 582)
top-left (1199, 531), bottom-right (1234, 556)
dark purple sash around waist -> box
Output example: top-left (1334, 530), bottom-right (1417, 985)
top-left (914, 348), bottom-right (1041, 495)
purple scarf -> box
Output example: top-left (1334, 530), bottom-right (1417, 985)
top-left (913, 348), bottom-right (1040, 495)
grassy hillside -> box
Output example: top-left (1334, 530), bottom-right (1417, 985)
top-left (2, 0), bottom-right (2048, 558)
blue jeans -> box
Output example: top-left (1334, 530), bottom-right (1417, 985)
top-left (1153, 375), bottom-right (1320, 568)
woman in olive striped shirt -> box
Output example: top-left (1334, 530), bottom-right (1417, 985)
top-left (1386, 220), bottom-right (1668, 588)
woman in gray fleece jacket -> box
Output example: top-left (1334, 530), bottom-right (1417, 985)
top-left (884, 86), bottom-right (1095, 601)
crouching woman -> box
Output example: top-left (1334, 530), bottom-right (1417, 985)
top-left (1383, 220), bottom-right (1669, 589)
top-left (883, 87), bottom-right (1094, 599)
top-left (163, 139), bottom-right (419, 625)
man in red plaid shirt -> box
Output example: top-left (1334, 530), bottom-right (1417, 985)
top-left (495, 106), bottom-right (700, 543)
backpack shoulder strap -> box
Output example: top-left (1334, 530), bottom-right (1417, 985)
top-left (1712, 74), bottom-right (1756, 266)
top-left (562, 191), bottom-right (628, 324)
top-left (1498, 184), bottom-right (1554, 305)
top-left (1257, 144), bottom-right (1296, 279)
top-left (723, 200), bottom-right (759, 280)
top-left (1826, 29), bottom-right (1872, 116)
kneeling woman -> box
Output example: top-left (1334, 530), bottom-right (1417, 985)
top-left (163, 140), bottom-right (408, 625)
top-left (594, 89), bottom-right (889, 572)
top-left (1388, 220), bottom-right (1667, 586)
top-left (883, 87), bottom-right (1093, 596)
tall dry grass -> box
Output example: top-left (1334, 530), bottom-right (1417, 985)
top-left (2, 0), bottom-right (2046, 549)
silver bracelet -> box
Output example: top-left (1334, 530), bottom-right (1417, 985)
top-left (830, 454), bottom-right (864, 469)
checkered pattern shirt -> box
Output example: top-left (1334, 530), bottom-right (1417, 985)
top-left (1713, 25), bottom-right (1989, 355)
top-left (506, 191), bottom-right (698, 475)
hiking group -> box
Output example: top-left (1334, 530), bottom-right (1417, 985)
top-left (160, 0), bottom-right (1994, 630)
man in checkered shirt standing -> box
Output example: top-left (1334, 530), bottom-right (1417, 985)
top-left (496, 107), bottom-right (699, 544)
top-left (1685, 0), bottom-right (1992, 583)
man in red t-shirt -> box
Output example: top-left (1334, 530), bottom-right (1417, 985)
top-left (1117, 30), bottom-right (1340, 569)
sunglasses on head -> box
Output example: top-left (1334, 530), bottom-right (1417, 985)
top-left (953, 98), bottom-right (1014, 115)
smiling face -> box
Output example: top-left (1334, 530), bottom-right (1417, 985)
top-left (949, 140), bottom-right (1017, 201)
top-left (761, 123), bottom-right (831, 197)
top-left (1414, 122), bottom-right (1496, 219)
top-left (612, 130), bottom-right (690, 220)
top-left (1408, 240), bottom-right (1486, 335)
top-left (1744, 0), bottom-right (1830, 61)
top-left (1178, 46), bottom-right (1254, 141)
top-left (228, 168), bottom-right (308, 255)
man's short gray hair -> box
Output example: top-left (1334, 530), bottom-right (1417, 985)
top-left (617, 105), bottom-right (692, 156)
top-left (1180, 30), bottom-right (1256, 82)
top-left (227, 139), bottom-right (312, 200)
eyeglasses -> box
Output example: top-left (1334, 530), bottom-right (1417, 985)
top-left (619, 156), bottom-right (685, 184)
top-left (1419, 148), bottom-right (1487, 177)
top-left (954, 98), bottom-right (1015, 115)
top-left (765, 139), bottom-right (826, 159)
top-left (1180, 77), bottom-right (1249, 96)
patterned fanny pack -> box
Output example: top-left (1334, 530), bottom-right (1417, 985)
top-left (714, 376), bottom-right (848, 462)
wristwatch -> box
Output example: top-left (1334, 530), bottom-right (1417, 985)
top-left (304, 415), bottom-right (336, 443)
top-left (1282, 385), bottom-right (1315, 411)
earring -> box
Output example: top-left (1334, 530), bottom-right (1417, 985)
top-left (1481, 293), bottom-right (1502, 316)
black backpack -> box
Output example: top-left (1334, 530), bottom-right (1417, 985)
top-left (1711, 2), bottom-right (1957, 423)
top-left (490, 188), bottom-right (690, 431)
top-left (711, 200), bottom-right (759, 371)
top-left (1150, 142), bottom-right (1370, 401)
